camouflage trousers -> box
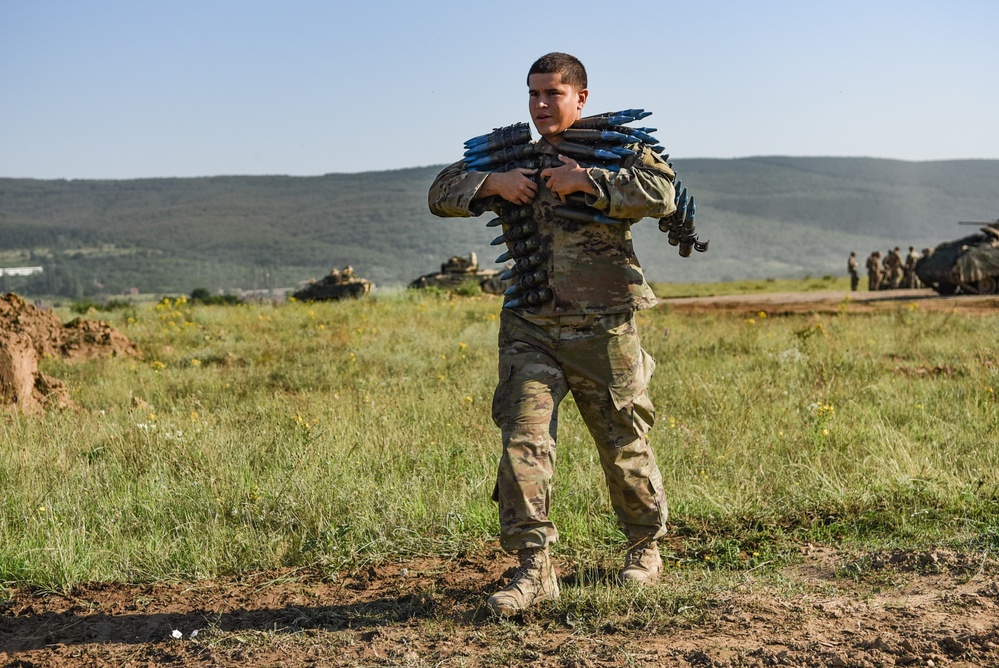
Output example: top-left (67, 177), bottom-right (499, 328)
top-left (491, 309), bottom-right (668, 552)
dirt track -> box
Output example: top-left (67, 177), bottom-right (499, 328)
top-left (3, 547), bottom-right (999, 667)
top-left (661, 288), bottom-right (999, 316)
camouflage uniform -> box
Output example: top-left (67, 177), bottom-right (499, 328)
top-left (904, 247), bottom-right (920, 288)
top-left (847, 253), bottom-right (859, 291)
top-left (429, 138), bottom-right (674, 551)
top-left (866, 251), bottom-right (882, 291)
top-left (884, 248), bottom-right (903, 289)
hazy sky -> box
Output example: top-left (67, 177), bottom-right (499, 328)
top-left (2, 0), bottom-right (996, 180)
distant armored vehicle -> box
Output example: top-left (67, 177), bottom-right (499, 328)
top-left (916, 219), bottom-right (999, 294)
top-left (409, 252), bottom-right (510, 295)
top-left (292, 266), bottom-right (373, 301)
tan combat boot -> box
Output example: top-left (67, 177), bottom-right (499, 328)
top-left (487, 547), bottom-right (559, 616)
top-left (620, 540), bottom-right (662, 585)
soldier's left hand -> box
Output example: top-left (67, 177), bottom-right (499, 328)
top-left (540, 155), bottom-right (598, 202)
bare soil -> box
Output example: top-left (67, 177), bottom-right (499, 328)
top-left (3, 290), bottom-right (997, 667)
top-left (0, 293), bottom-right (138, 412)
top-left (2, 546), bottom-right (998, 667)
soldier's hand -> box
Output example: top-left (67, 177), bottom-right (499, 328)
top-left (540, 155), bottom-right (598, 203)
top-left (478, 168), bottom-right (538, 205)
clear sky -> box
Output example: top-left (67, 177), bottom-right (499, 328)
top-left (2, 0), bottom-right (996, 180)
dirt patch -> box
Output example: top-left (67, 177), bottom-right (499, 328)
top-left (661, 288), bottom-right (999, 316)
top-left (2, 547), bottom-right (998, 667)
top-left (0, 293), bottom-right (138, 412)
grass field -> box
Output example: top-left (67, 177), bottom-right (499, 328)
top-left (2, 283), bottom-right (998, 618)
top-left (0, 279), bottom-right (999, 667)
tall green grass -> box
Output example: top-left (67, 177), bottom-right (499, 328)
top-left (1, 289), bottom-right (997, 590)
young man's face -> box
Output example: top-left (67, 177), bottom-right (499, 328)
top-left (528, 72), bottom-right (588, 140)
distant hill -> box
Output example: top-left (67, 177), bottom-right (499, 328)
top-left (1, 157), bottom-right (997, 298)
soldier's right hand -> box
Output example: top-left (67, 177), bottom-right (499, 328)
top-left (478, 168), bottom-right (539, 205)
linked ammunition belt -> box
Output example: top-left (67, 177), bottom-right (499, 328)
top-left (462, 109), bottom-right (708, 309)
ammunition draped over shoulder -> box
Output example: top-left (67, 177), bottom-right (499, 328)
top-left (495, 236), bottom-right (542, 264)
top-left (658, 183), bottom-right (708, 256)
top-left (490, 220), bottom-right (537, 245)
top-left (500, 252), bottom-right (546, 280)
top-left (464, 122), bottom-right (533, 155)
top-left (458, 108), bottom-right (708, 310)
top-left (464, 143), bottom-right (537, 171)
top-left (488, 202), bottom-right (551, 309)
top-left (569, 109), bottom-right (708, 258)
top-left (570, 109), bottom-right (652, 129)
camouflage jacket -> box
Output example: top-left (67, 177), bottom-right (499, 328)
top-left (428, 138), bottom-right (676, 316)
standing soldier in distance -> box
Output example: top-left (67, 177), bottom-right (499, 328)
top-left (885, 247), bottom-right (903, 289)
top-left (847, 252), bottom-right (860, 291)
top-left (866, 250), bottom-right (883, 291)
top-left (428, 53), bottom-right (674, 616)
top-left (904, 246), bottom-right (920, 288)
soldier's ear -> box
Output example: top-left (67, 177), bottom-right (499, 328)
top-left (576, 88), bottom-right (588, 110)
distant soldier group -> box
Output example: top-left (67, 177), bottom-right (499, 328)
top-left (854, 246), bottom-right (922, 291)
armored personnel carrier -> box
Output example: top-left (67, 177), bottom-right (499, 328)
top-left (916, 219), bottom-right (999, 294)
top-left (292, 266), bottom-right (373, 301)
top-left (409, 252), bottom-right (510, 295)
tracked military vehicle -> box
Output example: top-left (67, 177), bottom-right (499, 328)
top-left (408, 252), bottom-right (510, 295)
top-left (292, 266), bottom-right (373, 301)
top-left (916, 219), bottom-right (999, 294)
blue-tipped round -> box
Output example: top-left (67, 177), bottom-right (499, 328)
top-left (500, 268), bottom-right (516, 281)
top-left (609, 146), bottom-right (637, 157)
top-left (600, 130), bottom-right (633, 143)
top-left (650, 145), bottom-right (665, 154)
top-left (592, 148), bottom-right (622, 161)
top-left (463, 145), bottom-right (491, 159)
top-left (688, 195), bottom-right (696, 221)
top-left (503, 283), bottom-right (524, 296)
top-left (463, 156), bottom-right (486, 169)
top-left (606, 114), bottom-right (637, 126)
top-left (490, 234), bottom-right (509, 246)
top-left (495, 250), bottom-right (513, 263)
top-left (485, 217), bottom-right (503, 228)
top-left (629, 129), bottom-right (658, 144)
top-left (464, 132), bottom-right (491, 147)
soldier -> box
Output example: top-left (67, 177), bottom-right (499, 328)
top-left (429, 53), bottom-right (674, 616)
top-left (884, 247), bottom-right (903, 289)
top-left (847, 252), bottom-right (859, 291)
top-left (866, 250), bottom-right (883, 291)
top-left (904, 246), bottom-right (920, 288)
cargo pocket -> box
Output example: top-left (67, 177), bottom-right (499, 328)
top-left (608, 347), bottom-right (657, 441)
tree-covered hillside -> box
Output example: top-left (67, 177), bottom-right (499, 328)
top-left (1, 158), bottom-right (997, 298)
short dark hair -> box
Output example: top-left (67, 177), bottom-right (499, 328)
top-left (527, 52), bottom-right (587, 90)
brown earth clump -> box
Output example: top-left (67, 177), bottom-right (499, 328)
top-left (0, 293), bottom-right (139, 412)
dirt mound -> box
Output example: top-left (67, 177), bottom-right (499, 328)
top-left (0, 293), bottom-right (139, 412)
